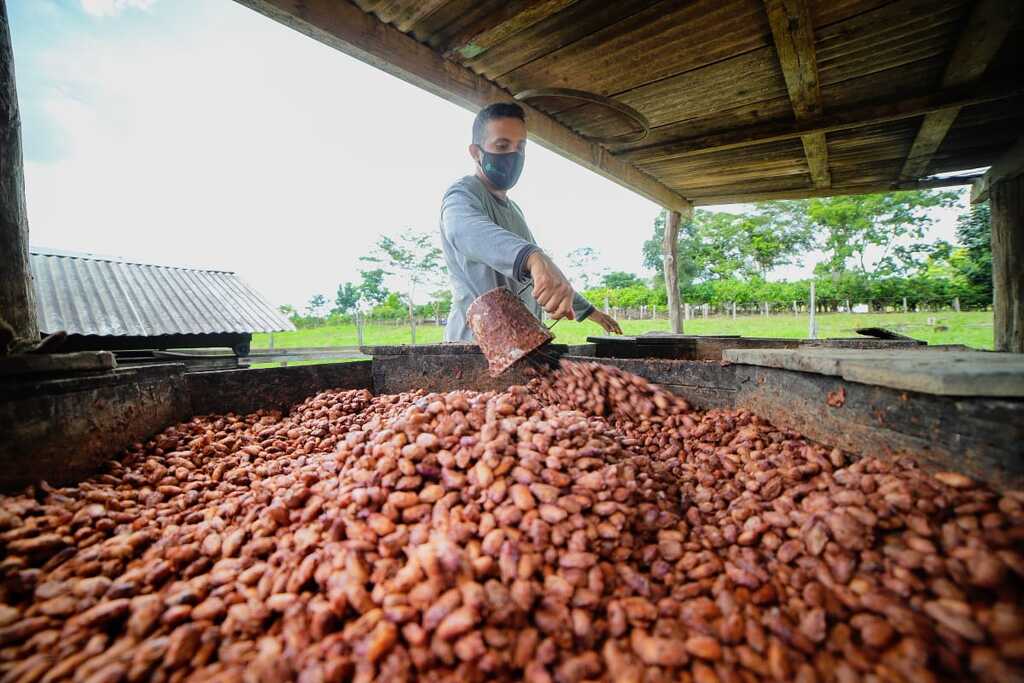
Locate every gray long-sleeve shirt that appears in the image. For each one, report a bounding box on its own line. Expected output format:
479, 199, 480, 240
440, 175, 594, 342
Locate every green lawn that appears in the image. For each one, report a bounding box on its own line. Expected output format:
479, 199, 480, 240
254, 311, 994, 351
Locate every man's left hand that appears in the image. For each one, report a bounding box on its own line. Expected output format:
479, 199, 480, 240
588, 310, 622, 335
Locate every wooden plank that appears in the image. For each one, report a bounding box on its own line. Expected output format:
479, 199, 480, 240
723, 347, 1024, 396
899, 0, 1020, 180
972, 136, 1024, 203
0, 351, 115, 377
0, 2, 39, 351
232, 0, 692, 214
764, 0, 831, 187
440, 0, 579, 61
692, 173, 981, 205
618, 79, 1022, 164
991, 174, 1024, 352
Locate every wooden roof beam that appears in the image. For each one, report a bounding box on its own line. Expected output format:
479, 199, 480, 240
232, 0, 692, 214
972, 136, 1024, 204
899, 0, 1020, 181
619, 79, 1023, 165
764, 0, 830, 188
693, 174, 981, 206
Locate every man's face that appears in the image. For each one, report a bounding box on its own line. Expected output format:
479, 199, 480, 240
471, 116, 527, 161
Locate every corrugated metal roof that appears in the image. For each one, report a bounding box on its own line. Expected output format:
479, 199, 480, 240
30, 247, 296, 337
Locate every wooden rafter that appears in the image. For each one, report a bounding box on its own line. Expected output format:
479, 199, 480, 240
899, 0, 1020, 181
233, 0, 692, 214
693, 174, 981, 206
764, 0, 829, 188
619, 80, 1022, 165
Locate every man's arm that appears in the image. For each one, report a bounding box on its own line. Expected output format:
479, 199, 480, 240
441, 188, 538, 281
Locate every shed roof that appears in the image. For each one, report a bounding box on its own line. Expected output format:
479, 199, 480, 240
30, 247, 295, 337
237, 0, 1023, 208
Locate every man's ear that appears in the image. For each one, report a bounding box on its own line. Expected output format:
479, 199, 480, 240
468, 143, 481, 164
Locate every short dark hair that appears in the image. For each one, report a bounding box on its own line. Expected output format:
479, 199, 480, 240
472, 102, 525, 145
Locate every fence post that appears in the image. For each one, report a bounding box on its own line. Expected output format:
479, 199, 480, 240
903, 296, 908, 313
953, 296, 961, 313
792, 300, 797, 317
268, 332, 274, 350
732, 301, 737, 320
809, 281, 817, 339
702, 304, 708, 320
604, 296, 610, 314
356, 310, 364, 347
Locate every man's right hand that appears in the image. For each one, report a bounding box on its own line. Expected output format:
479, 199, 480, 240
526, 251, 576, 321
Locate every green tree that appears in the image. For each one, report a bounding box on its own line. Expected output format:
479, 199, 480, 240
306, 294, 327, 320
565, 246, 602, 290
601, 271, 644, 289
357, 268, 390, 306
954, 201, 992, 307
741, 201, 814, 278
806, 190, 958, 274
361, 230, 445, 343
333, 282, 359, 315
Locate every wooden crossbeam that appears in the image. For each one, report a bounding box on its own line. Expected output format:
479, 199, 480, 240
764, 0, 830, 188
693, 174, 981, 206
899, 0, 1020, 181
232, 0, 692, 214
619, 80, 1023, 165
973, 136, 1024, 204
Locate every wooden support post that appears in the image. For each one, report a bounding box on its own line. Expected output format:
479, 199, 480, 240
0, 1, 38, 353
991, 175, 1024, 352
808, 281, 817, 339
663, 208, 689, 334
355, 310, 364, 347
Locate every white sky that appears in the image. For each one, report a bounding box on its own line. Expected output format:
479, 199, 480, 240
10, 0, 970, 309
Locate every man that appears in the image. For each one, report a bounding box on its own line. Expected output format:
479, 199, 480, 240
440, 101, 622, 342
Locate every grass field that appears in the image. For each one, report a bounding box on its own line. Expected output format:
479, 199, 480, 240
253, 310, 994, 351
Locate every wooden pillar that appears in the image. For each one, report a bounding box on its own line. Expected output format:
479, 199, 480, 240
0, 0, 38, 352
991, 175, 1024, 352
662, 208, 689, 334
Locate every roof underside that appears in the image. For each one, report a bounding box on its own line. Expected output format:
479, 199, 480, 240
30, 249, 295, 337
238, 0, 1023, 207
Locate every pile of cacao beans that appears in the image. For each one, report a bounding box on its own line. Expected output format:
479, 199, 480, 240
0, 361, 1021, 683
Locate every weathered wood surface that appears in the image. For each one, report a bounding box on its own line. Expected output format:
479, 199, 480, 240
570, 355, 1024, 490
586, 335, 924, 361
662, 209, 684, 334
187, 361, 373, 416
991, 174, 1024, 353
232, 0, 692, 213
1, 365, 192, 491
723, 347, 1024, 396
0, 351, 115, 376
231, 0, 1023, 206
764, 0, 830, 188
0, 1, 38, 351
621, 79, 1023, 165
899, 0, 1019, 180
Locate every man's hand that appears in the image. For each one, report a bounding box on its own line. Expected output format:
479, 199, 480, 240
588, 310, 622, 335
526, 251, 575, 320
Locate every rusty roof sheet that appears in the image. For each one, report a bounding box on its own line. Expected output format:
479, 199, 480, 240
30, 247, 295, 337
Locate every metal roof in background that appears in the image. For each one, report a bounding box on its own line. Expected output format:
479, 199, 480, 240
30, 247, 296, 337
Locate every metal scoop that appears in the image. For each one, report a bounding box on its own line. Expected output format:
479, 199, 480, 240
467, 287, 554, 377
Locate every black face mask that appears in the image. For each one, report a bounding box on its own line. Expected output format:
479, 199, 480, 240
477, 148, 525, 191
